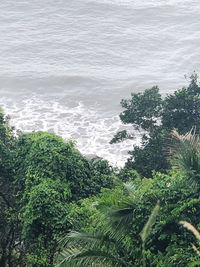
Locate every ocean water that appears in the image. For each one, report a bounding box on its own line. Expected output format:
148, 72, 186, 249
0, 0, 200, 166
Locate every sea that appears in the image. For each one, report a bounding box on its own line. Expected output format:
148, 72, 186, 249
0, 0, 200, 167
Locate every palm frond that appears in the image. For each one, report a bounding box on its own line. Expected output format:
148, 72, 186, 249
140, 201, 160, 243
95, 199, 136, 245
108, 202, 135, 228
122, 182, 137, 196
192, 244, 200, 257
60, 231, 116, 250
56, 247, 131, 267
179, 221, 200, 242
169, 129, 200, 181
180, 221, 200, 259
56, 247, 107, 267
95, 184, 136, 241
56, 188, 160, 267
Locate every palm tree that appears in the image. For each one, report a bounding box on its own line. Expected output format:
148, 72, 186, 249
169, 128, 200, 183
55, 183, 159, 267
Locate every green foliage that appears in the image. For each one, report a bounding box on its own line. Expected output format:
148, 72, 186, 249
22, 180, 70, 241
110, 130, 129, 144
140, 201, 160, 243
58, 164, 200, 266
162, 75, 200, 134
15, 132, 75, 192
15, 132, 114, 201
117, 168, 141, 183
119, 86, 162, 132
170, 129, 200, 184
22, 180, 70, 267
0, 110, 23, 267
0, 110, 16, 180
126, 128, 170, 177
179, 221, 200, 266
0, 109, 15, 256
1, 74, 200, 266
12, 131, 115, 265
112, 75, 200, 177
56, 184, 160, 267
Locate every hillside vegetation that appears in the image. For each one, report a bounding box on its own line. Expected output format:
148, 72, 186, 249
1, 75, 200, 266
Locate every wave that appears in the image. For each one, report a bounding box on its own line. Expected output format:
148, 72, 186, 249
0, 95, 141, 167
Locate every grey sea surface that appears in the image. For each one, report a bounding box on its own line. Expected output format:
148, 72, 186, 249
0, 0, 200, 166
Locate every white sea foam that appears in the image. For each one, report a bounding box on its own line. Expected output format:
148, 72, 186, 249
0, 95, 141, 167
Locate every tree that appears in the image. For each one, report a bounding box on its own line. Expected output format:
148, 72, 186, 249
13, 131, 115, 265
0, 110, 22, 267
22, 180, 70, 267
111, 74, 200, 177
162, 76, 200, 134
15, 132, 114, 201
126, 128, 170, 177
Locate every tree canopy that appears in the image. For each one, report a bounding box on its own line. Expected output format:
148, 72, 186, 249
111, 74, 200, 177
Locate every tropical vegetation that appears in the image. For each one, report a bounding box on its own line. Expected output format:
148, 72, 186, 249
1, 76, 200, 266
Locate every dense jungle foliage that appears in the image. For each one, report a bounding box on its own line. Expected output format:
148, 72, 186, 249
111, 74, 200, 177
1, 76, 200, 266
